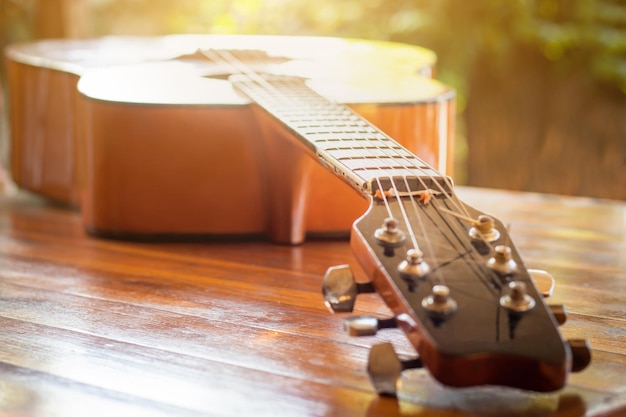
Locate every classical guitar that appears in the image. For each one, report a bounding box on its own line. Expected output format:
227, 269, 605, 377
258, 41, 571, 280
77, 47, 591, 392
6, 35, 452, 243
10, 37, 591, 393
217, 66, 590, 394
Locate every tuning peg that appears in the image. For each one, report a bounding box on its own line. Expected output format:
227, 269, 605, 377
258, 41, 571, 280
367, 342, 423, 396
398, 249, 430, 281
527, 269, 555, 298
422, 285, 457, 318
344, 316, 397, 337
549, 304, 567, 325
500, 281, 536, 313
487, 245, 518, 276
322, 265, 375, 313
568, 339, 592, 372
374, 217, 406, 256
469, 215, 501, 242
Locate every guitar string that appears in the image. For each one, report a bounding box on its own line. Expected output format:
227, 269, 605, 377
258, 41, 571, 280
203, 48, 500, 291
212, 49, 506, 296
408, 176, 502, 294
201, 48, 501, 293
431, 196, 502, 296
200, 52, 413, 187
400, 176, 446, 285
412, 170, 508, 296
201, 48, 414, 229
359, 105, 501, 292
374, 176, 395, 227
384, 176, 421, 252
395, 173, 496, 295
229, 66, 437, 274
253, 55, 505, 297
238, 65, 432, 266
282, 76, 504, 295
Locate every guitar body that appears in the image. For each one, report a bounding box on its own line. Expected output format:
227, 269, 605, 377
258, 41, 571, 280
6, 36, 185, 206
6, 35, 453, 243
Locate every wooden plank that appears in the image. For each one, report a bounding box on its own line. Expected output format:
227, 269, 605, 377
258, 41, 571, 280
0, 189, 625, 416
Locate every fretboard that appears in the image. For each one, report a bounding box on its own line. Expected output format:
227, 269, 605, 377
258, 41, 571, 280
230, 74, 449, 197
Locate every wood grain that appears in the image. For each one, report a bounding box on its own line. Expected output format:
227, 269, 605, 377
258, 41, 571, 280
0, 187, 624, 416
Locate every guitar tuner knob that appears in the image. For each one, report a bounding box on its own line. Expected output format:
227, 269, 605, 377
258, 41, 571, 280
344, 316, 396, 337
568, 339, 592, 372
500, 281, 536, 313
469, 215, 501, 242
322, 265, 357, 313
528, 269, 555, 298
421, 285, 457, 317
374, 217, 406, 255
322, 265, 375, 313
398, 249, 430, 280
487, 245, 519, 276
367, 342, 423, 397
549, 304, 567, 325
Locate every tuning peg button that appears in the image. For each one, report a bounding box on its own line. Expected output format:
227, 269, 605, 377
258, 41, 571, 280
398, 249, 430, 280
469, 215, 501, 242
344, 316, 397, 337
322, 265, 375, 313
368, 342, 402, 396
374, 217, 406, 256
367, 342, 423, 396
487, 245, 519, 276
500, 281, 536, 313
568, 339, 592, 372
528, 269, 555, 298
549, 304, 567, 325
322, 265, 357, 313
422, 285, 457, 317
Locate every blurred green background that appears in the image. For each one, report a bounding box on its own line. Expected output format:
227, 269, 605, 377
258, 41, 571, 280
1, 0, 625, 198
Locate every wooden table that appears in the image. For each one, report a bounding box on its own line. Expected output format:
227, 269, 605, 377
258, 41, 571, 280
0, 187, 624, 416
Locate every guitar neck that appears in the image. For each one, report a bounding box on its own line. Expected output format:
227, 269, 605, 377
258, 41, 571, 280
230, 75, 450, 197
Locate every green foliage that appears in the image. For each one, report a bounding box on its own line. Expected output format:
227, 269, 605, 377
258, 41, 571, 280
0, 0, 34, 86
0, 0, 34, 43
517, 0, 626, 92
82, 0, 626, 94
3, 0, 625, 92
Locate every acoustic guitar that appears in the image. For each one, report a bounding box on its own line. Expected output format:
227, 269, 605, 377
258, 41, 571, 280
6, 35, 452, 244
75, 46, 591, 394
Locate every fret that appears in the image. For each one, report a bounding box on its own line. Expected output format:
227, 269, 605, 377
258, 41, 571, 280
291, 117, 368, 129
361, 170, 448, 195
279, 111, 352, 120
231, 74, 450, 196
323, 148, 414, 160
302, 133, 389, 144
354, 167, 441, 179
309, 137, 394, 149
289, 121, 373, 135
280, 109, 357, 120
336, 155, 426, 171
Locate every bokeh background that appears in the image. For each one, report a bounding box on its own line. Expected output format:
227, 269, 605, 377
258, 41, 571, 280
1, 0, 625, 199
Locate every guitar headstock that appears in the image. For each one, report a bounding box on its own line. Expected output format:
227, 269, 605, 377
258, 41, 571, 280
324, 179, 591, 395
